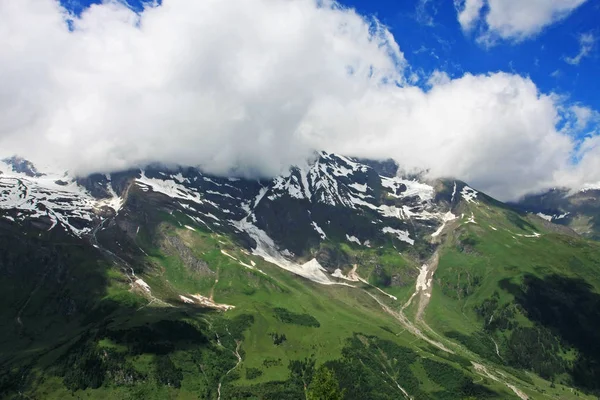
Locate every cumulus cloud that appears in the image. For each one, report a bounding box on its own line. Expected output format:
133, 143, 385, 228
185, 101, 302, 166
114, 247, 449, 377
454, 0, 484, 33
455, 0, 588, 43
564, 32, 596, 65
0, 0, 404, 177
0, 0, 599, 201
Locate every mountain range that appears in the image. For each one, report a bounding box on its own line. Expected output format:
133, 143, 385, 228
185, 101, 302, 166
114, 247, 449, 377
1, 152, 600, 399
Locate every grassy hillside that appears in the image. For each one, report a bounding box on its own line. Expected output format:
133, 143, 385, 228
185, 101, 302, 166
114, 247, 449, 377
3, 183, 600, 400
425, 197, 600, 396
0, 205, 520, 400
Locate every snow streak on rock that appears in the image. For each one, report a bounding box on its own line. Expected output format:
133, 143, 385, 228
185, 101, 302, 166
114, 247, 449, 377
461, 185, 479, 203
0, 160, 122, 236
232, 217, 347, 285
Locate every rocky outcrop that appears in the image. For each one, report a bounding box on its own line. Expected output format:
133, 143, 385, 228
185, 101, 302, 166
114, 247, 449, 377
161, 234, 214, 275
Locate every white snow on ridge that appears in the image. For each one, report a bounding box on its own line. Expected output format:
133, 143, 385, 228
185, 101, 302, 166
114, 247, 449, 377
461, 186, 478, 203
171, 173, 189, 184
381, 176, 434, 202
336, 154, 365, 171
298, 166, 312, 200
581, 182, 600, 192
378, 204, 405, 219
348, 182, 367, 193
270, 175, 302, 200
137, 171, 204, 204
96, 174, 123, 213
382, 227, 415, 245
536, 212, 553, 222
0, 161, 106, 236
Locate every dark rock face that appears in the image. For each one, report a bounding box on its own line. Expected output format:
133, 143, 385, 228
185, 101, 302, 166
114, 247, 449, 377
315, 245, 353, 273
2, 156, 43, 177
358, 158, 398, 178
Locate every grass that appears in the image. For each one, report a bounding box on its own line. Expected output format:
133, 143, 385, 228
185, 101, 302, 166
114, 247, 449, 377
421, 199, 600, 398
4, 191, 600, 399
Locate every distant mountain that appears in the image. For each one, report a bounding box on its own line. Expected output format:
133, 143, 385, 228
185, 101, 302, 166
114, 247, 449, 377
514, 186, 600, 240
1, 153, 599, 399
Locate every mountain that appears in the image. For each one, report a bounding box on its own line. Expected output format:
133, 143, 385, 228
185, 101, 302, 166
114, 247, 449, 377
514, 186, 600, 240
1, 152, 599, 399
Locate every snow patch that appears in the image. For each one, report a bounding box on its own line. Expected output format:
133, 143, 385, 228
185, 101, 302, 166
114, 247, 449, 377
381, 176, 434, 202
348, 182, 367, 193
134, 279, 151, 293
221, 249, 265, 273
461, 186, 479, 203
382, 227, 414, 245
0, 163, 99, 236
536, 212, 553, 221
179, 295, 195, 304
232, 218, 351, 286
431, 211, 456, 238
346, 234, 361, 245
137, 171, 204, 205
311, 221, 327, 239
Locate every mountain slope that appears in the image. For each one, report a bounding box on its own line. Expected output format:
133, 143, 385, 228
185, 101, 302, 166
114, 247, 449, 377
514, 187, 600, 240
0, 154, 598, 399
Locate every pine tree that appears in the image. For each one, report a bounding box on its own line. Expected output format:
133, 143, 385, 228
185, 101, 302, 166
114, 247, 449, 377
307, 366, 344, 400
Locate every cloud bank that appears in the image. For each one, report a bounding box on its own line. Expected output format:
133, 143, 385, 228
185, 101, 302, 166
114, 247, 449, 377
0, 0, 599, 201
455, 0, 588, 44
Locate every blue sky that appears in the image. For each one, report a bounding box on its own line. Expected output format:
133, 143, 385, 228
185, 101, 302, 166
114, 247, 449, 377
346, 0, 600, 110
62, 0, 599, 111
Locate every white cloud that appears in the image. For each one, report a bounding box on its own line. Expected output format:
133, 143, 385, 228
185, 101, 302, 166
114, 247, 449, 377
572, 105, 594, 128
427, 70, 451, 86
564, 32, 596, 65
454, 0, 484, 32
455, 0, 588, 43
0, 0, 599, 201
0, 0, 405, 177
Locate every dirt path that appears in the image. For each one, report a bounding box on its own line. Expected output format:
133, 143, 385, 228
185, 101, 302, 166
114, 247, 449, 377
366, 291, 453, 353
472, 362, 529, 400
373, 246, 531, 399
217, 339, 242, 400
